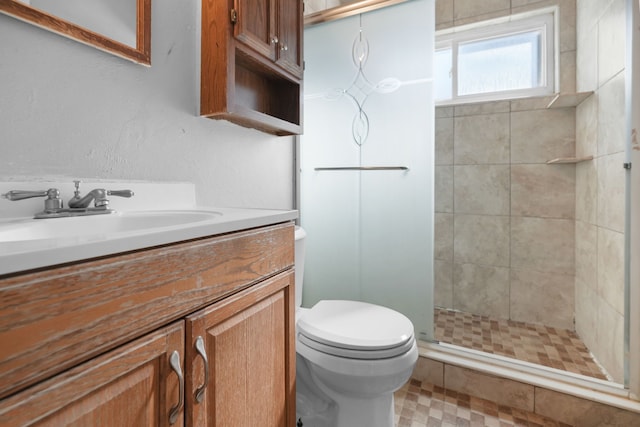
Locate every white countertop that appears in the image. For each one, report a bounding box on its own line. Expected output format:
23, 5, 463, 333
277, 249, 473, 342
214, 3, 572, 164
0, 180, 297, 276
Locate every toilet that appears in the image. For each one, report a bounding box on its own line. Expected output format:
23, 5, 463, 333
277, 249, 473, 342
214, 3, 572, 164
294, 226, 419, 427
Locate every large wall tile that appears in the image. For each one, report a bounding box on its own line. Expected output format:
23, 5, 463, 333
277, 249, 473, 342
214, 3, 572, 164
511, 109, 575, 163
454, 101, 510, 117
576, 93, 598, 158
454, 113, 510, 164
535, 388, 640, 426
435, 106, 454, 118
511, 164, 575, 219
435, 0, 454, 29
559, 50, 577, 94
511, 217, 574, 275
435, 117, 454, 165
575, 160, 597, 223
575, 220, 597, 289
510, 96, 557, 112
510, 268, 574, 329
597, 0, 626, 86
444, 365, 534, 412
596, 301, 624, 382
597, 72, 626, 156
574, 277, 598, 353
597, 152, 625, 233
435, 165, 453, 213
559, 0, 577, 53
434, 212, 454, 261
454, 165, 510, 215
454, 214, 510, 267
597, 227, 624, 314
453, 263, 510, 318
434, 260, 453, 308
576, 17, 598, 92
453, 0, 510, 21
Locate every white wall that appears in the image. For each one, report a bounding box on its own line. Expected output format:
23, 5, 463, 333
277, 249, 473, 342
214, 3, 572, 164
0, 0, 295, 210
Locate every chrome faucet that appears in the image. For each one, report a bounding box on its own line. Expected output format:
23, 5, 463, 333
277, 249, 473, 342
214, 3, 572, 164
1, 180, 134, 219
1, 188, 63, 213
68, 180, 134, 209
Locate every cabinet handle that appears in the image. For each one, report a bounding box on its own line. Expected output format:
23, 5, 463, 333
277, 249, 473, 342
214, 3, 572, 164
271, 36, 279, 45
168, 351, 184, 424
280, 43, 288, 51
194, 336, 209, 403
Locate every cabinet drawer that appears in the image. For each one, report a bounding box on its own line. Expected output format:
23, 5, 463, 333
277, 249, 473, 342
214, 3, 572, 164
0, 222, 293, 399
0, 321, 184, 427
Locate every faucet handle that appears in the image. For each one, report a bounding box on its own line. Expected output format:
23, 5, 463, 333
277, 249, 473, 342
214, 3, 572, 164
107, 189, 134, 198
2, 188, 63, 212
92, 189, 133, 208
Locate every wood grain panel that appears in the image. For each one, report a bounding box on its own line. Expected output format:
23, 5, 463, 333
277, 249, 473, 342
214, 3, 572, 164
0, 321, 184, 427
185, 271, 295, 427
0, 222, 294, 399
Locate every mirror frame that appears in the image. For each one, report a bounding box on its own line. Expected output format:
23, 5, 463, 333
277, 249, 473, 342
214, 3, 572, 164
304, 0, 410, 26
0, 0, 151, 66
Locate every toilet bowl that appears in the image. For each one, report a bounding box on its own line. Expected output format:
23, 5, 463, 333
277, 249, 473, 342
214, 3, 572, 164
294, 227, 418, 427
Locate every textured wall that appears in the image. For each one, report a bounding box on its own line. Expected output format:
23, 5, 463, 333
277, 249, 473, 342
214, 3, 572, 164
0, 0, 294, 210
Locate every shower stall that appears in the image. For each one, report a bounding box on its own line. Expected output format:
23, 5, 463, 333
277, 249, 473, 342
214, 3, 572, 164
299, 0, 435, 341
301, 0, 640, 398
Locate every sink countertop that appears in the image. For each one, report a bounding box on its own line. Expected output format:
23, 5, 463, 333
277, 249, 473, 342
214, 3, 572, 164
0, 180, 297, 276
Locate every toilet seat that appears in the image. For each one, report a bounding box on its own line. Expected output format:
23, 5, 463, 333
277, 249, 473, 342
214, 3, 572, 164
297, 300, 415, 359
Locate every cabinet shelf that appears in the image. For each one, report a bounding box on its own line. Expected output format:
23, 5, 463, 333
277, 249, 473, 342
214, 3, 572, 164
546, 156, 594, 164
546, 91, 594, 109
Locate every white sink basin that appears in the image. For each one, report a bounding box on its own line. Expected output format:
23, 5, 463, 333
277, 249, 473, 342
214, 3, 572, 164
0, 210, 222, 242
0, 206, 297, 276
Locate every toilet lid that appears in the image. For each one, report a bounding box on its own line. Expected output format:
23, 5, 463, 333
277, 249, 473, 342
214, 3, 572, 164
297, 300, 415, 357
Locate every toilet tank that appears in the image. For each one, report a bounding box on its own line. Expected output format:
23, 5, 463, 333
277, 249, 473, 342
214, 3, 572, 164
294, 226, 306, 309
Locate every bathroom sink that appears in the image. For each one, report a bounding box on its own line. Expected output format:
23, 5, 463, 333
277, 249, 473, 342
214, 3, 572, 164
0, 204, 297, 276
0, 210, 223, 242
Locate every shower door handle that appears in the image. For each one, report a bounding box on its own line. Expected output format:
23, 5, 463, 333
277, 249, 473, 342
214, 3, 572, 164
314, 166, 409, 171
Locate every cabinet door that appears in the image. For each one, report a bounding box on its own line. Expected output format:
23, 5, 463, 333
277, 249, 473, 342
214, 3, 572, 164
0, 322, 185, 427
234, 0, 277, 60
276, 0, 303, 77
186, 271, 295, 427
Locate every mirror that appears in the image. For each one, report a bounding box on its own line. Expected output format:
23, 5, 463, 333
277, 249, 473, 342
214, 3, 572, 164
0, 0, 151, 65
305, 0, 409, 25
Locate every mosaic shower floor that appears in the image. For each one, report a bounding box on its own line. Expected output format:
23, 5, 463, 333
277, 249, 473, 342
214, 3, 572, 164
394, 379, 573, 427
433, 308, 609, 381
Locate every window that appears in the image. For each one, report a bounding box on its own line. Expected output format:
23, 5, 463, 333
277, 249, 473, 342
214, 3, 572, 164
435, 11, 555, 104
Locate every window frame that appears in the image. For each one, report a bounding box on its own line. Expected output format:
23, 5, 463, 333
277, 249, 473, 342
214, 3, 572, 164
435, 9, 557, 105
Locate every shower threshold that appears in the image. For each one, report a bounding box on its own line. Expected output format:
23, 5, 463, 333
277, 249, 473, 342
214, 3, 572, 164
434, 308, 610, 381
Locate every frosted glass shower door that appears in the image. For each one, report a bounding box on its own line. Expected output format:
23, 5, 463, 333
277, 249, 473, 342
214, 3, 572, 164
300, 0, 435, 340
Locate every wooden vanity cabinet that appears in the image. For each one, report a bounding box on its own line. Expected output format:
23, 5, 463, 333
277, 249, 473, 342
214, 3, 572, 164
200, 0, 303, 135
186, 272, 295, 426
0, 223, 295, 427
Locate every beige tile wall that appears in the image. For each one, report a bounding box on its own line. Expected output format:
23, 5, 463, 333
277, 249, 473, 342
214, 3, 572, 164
434, 100, 577, 330
575, 0, 626, 384
434, 0, 626, 384
433, 1, 579, 332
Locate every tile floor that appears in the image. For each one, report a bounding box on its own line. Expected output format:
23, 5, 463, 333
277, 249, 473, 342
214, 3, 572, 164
394, 379, 573, 427
434, 308, 608, 381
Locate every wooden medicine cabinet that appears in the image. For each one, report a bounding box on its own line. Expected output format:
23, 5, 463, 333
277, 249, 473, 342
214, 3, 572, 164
200, 0, 303, 136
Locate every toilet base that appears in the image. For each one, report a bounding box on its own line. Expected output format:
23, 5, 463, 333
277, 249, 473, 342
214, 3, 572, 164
304, 359, 399, 427
333, 393, 395, 427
